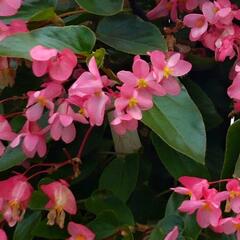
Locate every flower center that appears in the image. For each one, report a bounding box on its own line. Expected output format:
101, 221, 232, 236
37, 96, 47, 107
163, 66, 173, 78
128, 97, 138, 108
79, 108, 86, 116
230, 190, 240, 199
235, 223, 240, 230
202, 203, 212, 211
165, 2, 173, 10
137, 78, 148, 88
76, 235, 86, 240
195, 18, 205, 28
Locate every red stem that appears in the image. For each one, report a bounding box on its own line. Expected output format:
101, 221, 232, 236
209, 178, 234, 185
77, 126, 93, 159
0, 96, 27, 104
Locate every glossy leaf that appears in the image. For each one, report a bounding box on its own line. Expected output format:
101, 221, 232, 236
0, 146, 25, 172
151, 133, 209, 179
96, 13, 167, 55
99, 154, 139, 202
0, 26, 96, 59
74, 0, 123, 16
13, 211, 41, 240
85, 192, 135, 226
142, 88, 206, 164
221, 120, 240, 179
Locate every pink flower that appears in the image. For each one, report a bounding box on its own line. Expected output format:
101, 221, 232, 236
149, 50, 191, 95
67, 222, 95, 240
117, 56, 166, 96
0, 20, 28, 41
114, 85, 153, 120
49, 100, 88, 143
0, 0, 23, 16
178, 188, 228, 228
164, 226, 179, 240
183, 14, 208, 41
0, 175, 33, 227
147, 0, 178, 22
111, 110, 138, 135
10, 121, 48, 158
0, 229, 7, 240
30, 45, 77, 82
225, 179, 240, 213
69, 57, 110, 126
0, 115, 16, 156
220, 216, 240, 240
26, 82, 62, 121
228, 74, 240, 101
172, 176, 209, 200
40, 180, 77, 229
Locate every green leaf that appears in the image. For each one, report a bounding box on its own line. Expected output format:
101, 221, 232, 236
99, 154, 139, 202
74, 0, 123, 16
85, 191, 135, 226
221, 120, 240, 179
151, 133, 209, 179
182, 79, 222, 130
0, 0, 55, 23
29, 191, 48, 210
0, 26, 96, 59
88, 210, 120, 240
13, 211, 41, 240
142, 88, 206, 164
32, 220, 68, 239
30, 7, 56, 22
0, 146, 25, 172
234, 155, 240, 177
96, 13, 167, 55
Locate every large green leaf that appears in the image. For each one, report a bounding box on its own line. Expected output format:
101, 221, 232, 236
142, 88, 206, 164
0, 26, 96, 59
13, 211, 41, 240
0, 146, 25, 172
96, 13, 167, 55
74, 0, 123, 16
0, 0, 56, 23
221, 120, 240, 179
85, 192, 135, 226
151, 133, 209, 179
99, 154, 139, 202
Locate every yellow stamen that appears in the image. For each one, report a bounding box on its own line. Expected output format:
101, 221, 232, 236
163, 66, 173, 78
128, 97, 138, 108
76, 235, 86, 240
37, 96, 47, 107
137, 78, 148, 88
79, 108, 86, 116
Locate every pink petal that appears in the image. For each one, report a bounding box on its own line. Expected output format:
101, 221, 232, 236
32, 60, 49, 77
26, 104, 44, 121
167, 53, 181, 68
37, 138, 47, 157
164, 226, 179, 240
0, 141, 5, 156
50, 120, 62, 141
172, 60, 192, 77
231, 197, 240, 213
117, 71, 137, 85
178, 200, 203, 214
0, 229, 7, 240
196, 207, 210, 228
147, 0, 169, 20
132, 59, 150, 79
23, 134, 39, 152
161, 77, 181, 96
62, 124, 76, 143
30, 45, 58, 61
127, 106, 142, 120
59, 115, 73, 127
88, 57, 101, 79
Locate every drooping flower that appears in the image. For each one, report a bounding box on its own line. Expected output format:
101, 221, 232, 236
183, 14, 208, 41
67, 221, 95, 240
40, 180, 77, 229
0, 115, 16, 156
172, 176, 209, 200
219, 216, 240, 240
30, 45, 77, 82
0, 175, 33, 227
225, 179, 240, 213
111, 110, 138, 135
178, 188, 229, 228
10, 121, 48, 158
25, 82, 62, 121
69, 57, 110, 126
49, 100, 88, 143
0, 0, 23, 17
164, 226, 179, 240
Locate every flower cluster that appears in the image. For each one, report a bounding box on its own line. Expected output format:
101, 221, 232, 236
148, 0, 240, 113
0, 45, 192, 158
173, 176, 240, 239
0, 175, 94, 240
